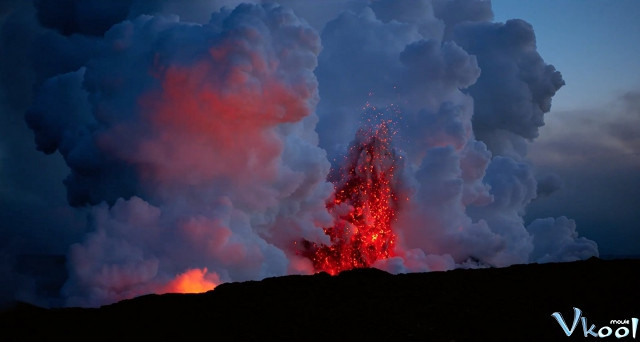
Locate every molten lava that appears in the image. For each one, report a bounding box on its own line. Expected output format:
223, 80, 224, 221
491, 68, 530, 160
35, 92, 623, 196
303, 122, 401, 275
162, 268, 218, 294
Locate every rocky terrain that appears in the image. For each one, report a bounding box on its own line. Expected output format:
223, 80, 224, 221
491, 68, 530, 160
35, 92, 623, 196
2, 257, 639, 341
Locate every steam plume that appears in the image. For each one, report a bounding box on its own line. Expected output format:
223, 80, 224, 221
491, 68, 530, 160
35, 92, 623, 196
0, 0, 598, 307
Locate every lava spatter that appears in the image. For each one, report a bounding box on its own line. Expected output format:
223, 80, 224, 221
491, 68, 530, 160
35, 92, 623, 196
302, 122, 402, 275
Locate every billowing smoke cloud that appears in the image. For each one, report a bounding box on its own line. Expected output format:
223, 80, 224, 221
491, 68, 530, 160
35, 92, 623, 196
313, 0, 596, 271
454, 18, 566, 157
527, 216, 599, 263
25, 3, 334, 307
2, 0, 598, 307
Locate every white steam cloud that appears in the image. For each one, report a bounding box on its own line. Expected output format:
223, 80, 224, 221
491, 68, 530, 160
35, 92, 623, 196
2, 0, 598, 307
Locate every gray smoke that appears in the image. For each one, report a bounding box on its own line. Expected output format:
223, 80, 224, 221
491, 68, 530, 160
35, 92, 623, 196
0, 0, 598, 307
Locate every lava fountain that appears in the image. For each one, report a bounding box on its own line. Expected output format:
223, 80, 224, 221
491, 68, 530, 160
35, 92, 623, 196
301, 121, 403, 275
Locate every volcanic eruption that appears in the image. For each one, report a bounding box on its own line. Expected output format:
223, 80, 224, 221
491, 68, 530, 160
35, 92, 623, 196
0, 0, 600, 308
301, 120, 402, 275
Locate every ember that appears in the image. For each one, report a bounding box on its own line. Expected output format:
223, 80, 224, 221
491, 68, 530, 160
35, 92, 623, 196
302, 121, 402, 274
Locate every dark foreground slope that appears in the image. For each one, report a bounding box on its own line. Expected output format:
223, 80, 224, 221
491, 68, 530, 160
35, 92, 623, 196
2, 257, 639, 341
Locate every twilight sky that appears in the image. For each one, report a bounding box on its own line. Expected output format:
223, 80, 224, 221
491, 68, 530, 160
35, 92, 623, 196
0, 0, 637, 308
493, 0, 640, 111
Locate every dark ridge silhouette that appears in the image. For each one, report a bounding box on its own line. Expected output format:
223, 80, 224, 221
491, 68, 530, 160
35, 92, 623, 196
2, 257, 639, 341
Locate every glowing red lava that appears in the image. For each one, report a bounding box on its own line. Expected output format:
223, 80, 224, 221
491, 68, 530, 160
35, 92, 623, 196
162, 268, 219, 294
302, 122, 401, 275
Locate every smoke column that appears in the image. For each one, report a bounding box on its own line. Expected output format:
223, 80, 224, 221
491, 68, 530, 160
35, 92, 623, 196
26, 3, 335, 307
1, 0, 598, 307
314, 0, 597, 272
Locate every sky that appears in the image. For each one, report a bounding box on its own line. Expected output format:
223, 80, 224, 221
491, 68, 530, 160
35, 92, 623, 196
493, 0, 640, 112
0, 0, 637, 308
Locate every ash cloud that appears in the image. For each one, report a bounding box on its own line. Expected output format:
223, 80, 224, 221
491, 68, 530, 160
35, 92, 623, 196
0, 0, 599, 307
453, 18, 566, 157
313, 0, 595, 271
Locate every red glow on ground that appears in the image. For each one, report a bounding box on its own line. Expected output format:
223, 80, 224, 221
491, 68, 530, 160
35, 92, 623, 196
162, 268, 218, 294
302, 122, 401, 275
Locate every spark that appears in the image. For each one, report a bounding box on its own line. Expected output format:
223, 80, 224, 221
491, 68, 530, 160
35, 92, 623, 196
301, 122, 402, 275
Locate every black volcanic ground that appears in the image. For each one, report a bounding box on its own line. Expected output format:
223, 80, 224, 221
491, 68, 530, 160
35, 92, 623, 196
2, 257, 639, 341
